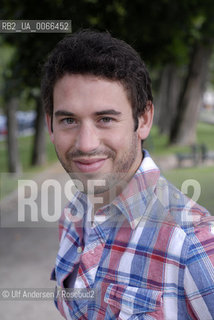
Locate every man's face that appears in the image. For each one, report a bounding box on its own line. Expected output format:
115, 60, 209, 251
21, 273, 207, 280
47, 74, 152, 194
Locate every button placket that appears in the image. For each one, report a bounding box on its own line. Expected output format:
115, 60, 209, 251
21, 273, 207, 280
77, 246, 83, 254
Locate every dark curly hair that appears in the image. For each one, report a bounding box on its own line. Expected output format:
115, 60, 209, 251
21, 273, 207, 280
41, 29, 153, 131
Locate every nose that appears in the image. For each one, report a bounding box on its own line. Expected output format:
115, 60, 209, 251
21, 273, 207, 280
75, 122, 100, 153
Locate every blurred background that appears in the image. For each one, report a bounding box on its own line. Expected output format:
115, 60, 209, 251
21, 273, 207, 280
0, 0, 214, 319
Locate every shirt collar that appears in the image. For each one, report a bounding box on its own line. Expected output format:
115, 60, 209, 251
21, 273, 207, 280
63, 150, 160, 231
112, 150, 160, 229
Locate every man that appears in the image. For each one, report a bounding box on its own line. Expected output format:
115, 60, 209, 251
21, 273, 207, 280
41, 29, 214, 319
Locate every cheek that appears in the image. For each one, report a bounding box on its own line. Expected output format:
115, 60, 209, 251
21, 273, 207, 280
54, 132, 72, 154
104, 132, 132, 154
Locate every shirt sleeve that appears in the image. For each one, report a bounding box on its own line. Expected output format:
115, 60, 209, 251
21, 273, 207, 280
50, 267, 56, 281
184, 217, 214, 319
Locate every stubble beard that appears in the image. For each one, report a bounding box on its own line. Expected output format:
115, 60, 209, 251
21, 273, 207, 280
55, 132, 140, 197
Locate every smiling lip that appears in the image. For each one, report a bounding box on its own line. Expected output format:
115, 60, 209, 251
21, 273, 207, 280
73, 158, 107, 173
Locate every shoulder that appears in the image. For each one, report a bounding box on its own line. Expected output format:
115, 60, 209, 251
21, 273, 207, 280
154, 174, 214, 256
155, 175, 211, 226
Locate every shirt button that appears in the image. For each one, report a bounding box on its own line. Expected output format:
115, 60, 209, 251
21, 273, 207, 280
173, 192, 180, 199
77, 246, 82, 253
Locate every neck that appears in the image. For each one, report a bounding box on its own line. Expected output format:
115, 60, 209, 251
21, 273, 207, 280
88, 153, 144, 213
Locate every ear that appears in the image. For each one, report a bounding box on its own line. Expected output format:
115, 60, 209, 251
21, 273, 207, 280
137, 101, 154, 140
46, 113, 54, 143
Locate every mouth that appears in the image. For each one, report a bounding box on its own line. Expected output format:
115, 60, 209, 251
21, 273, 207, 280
73, 158, 107, 173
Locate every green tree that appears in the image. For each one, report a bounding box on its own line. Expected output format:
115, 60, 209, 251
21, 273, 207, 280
170, 2, 214, 144
1, 0, 214, 161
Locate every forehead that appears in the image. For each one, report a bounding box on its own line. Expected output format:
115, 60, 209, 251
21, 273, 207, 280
53, 74, 132, 115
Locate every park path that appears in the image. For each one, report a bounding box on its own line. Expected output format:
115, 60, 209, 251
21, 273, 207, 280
0, 162, 70, 320
0, 155, 174, 320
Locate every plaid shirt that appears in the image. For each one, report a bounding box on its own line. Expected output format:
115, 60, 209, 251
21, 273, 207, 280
51, 150, 214, 319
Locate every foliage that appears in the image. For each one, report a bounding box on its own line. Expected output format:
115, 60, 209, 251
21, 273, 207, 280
0, 0, 213, 89
0, 0, 214, 171
0, 39, 15, 109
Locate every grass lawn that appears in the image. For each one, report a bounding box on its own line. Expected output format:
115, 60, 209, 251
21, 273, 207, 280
145, 122, 214, 155
146, 122, 214, 215
0, 133, 57, 200
0, 133, 57, 173
163, 166, 214, 215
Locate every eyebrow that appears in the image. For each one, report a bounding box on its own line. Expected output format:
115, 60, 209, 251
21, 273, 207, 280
95, 109, 122, 116
54, 109, 122, 117
55, 110, 75, 117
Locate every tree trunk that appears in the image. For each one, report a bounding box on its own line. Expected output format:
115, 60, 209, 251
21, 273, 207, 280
31, 96, 46, 166
169, 44, 213, 145
6, 97, 21, 173
156, 64, 182, 134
